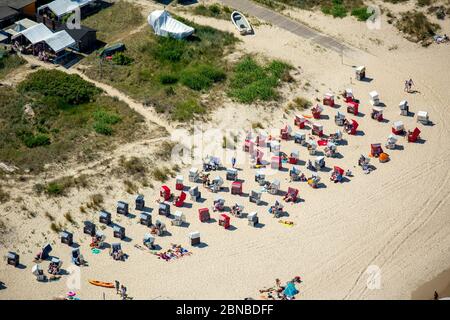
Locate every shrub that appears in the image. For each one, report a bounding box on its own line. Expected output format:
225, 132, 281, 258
112, 52, 133, 65
0, 188, 10, 203
93, 122, 113, 135
93, 110, 121, 135
93, 110, 121, 125
46, 182, 64, 196
417, 0, 431, 7
180, 64, 226, 91
152, 37, 186, 63
171, 100, 206, 121
123, 179, 139, 194
193, 3, 228, 19
90, 194, 104, 207
151, 167, 172, 182
158, 73, 179, 85
64, 212, 75, 224
50, 222, 63, 233
155, 141, 175, 161
288, 97, 312, 111
120, 156, 147, 175
45, 212, 55, 221
396, 11, 440, 42
22, 133, 51, 148
229, 57, 290, 103
351, 7, 372, 21
18, 70, 101, 105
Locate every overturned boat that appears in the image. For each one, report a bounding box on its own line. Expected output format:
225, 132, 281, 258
148, 10, 195, 39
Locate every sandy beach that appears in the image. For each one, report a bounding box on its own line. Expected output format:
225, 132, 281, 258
0, 0, 449, 300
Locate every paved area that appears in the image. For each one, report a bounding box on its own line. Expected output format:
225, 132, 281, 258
220, 0, 351, 53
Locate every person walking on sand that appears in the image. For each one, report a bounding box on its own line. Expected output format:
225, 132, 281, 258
231, 156, 236, 168
404, 80, 409, 92
120, 285, 127, 300
115, 280, 120, 294
408, 78, 415, 92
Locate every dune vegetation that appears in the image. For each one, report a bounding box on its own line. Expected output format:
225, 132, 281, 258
0, 70, 148, 173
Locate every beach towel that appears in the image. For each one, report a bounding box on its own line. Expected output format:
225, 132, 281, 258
279, 220, 294, 227
91, 248, 101, 254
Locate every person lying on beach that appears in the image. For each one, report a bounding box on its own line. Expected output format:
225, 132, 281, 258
48, 264, 60, 275
283, 193, 295, 202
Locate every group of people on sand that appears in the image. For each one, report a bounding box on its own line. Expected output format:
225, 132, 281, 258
259, 276, 302, 300
114, 281, 128, 300
156, 243, 191, 261
111, 248, 125, 261
404, 78, 415, 93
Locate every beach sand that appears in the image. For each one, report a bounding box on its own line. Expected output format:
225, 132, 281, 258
0, 0, 449, 300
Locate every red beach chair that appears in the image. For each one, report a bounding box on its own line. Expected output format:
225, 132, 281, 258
294, 115, 308, 129
219, 214, 230, 229
284, 187, 299, 203
370, 143, 383, 157
174, 191, 186, 207
160, 185, 171, 201
312, 123, 323, 137
347, 101, 359, 116
347, 120, 359, 135
408, 127, 421, 143
323, 93, 334, 107
198, 208, 210, 222
231, 181, 243, 195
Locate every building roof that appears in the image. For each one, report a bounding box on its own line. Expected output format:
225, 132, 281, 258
0, 1, 36, 10
12, 22, 75, 53
38, 0, 94, 18
56, 24, 95, 41
0, 5, 18, 21
4, 18, 39, 36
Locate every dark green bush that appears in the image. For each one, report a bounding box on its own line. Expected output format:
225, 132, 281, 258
112, 52, 133, 65
159, 73, 179, 85
351, 7, 372, 21
93, 122, 113, 135
229, 57, 290, 103
93, 110, 121, 125
46, 182, 64, 195
180, 64, 225, 91
22, 133, 51, 148
152, 37, 186, 63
